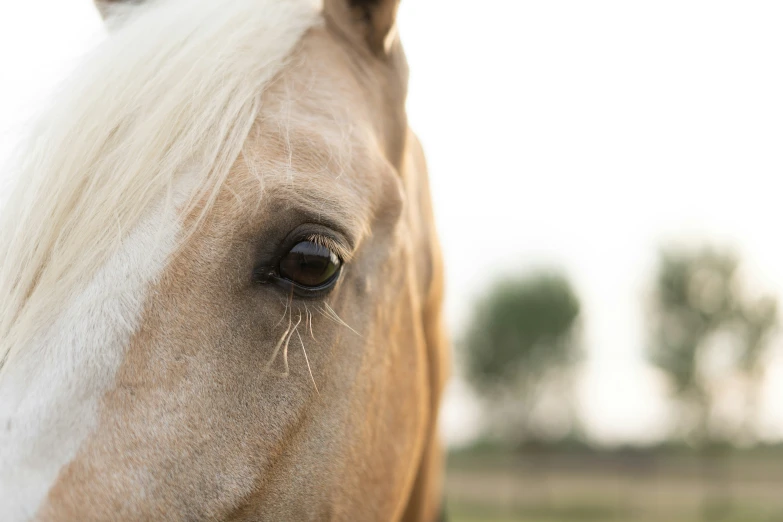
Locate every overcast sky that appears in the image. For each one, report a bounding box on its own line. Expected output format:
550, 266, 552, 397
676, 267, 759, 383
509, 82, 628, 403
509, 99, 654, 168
2, 1, 783, 446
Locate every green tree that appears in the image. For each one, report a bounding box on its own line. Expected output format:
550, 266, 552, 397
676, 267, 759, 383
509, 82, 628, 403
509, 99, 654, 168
648, 246, 778, 445
462, 271, 581, 445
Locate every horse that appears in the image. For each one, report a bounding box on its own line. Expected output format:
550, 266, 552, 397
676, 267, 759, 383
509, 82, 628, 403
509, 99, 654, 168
0, 0, 449, 520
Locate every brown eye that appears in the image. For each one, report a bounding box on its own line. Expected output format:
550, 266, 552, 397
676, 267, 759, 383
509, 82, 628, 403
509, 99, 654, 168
279, 241, 341, 289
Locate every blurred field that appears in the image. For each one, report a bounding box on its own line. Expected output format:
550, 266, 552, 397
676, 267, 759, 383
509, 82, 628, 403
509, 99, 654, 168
445, 451, 783, 522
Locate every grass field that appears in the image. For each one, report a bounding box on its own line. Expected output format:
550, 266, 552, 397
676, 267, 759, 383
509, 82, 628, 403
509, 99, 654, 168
444, 452, 783, 522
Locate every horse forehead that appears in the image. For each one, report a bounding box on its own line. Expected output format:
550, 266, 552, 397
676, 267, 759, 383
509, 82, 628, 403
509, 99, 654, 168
255, 25, 402, 170
234, 106, 396, 230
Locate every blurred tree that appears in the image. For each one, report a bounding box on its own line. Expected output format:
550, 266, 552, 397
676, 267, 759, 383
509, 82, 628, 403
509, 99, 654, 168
462, 271, 581, 446
736, 295, 778, 440
648, 246, 778, 445
648, 246, 779, 521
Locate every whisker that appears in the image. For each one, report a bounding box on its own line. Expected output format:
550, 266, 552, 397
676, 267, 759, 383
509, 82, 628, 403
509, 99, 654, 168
297, 329, 320, 396
304, 304, 316, 341
264, 290, 295, 376
280, 312, 302, 377
263, 309, 292, 375
274, 289, 293, 328
321, 302, 360, 337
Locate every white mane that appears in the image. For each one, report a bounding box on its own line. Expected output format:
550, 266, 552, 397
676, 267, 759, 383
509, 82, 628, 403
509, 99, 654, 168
0, 0, 322, 367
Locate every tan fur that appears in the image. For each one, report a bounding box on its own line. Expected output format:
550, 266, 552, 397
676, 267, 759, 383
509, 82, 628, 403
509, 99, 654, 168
34, 2, 448, 521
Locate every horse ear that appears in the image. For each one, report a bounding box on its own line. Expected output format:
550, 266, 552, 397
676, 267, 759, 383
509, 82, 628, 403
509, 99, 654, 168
94, 0, 144, 20
325, 0, 401, 56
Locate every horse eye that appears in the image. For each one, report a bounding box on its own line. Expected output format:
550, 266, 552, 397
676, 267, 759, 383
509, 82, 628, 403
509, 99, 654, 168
279, 241, 341, 289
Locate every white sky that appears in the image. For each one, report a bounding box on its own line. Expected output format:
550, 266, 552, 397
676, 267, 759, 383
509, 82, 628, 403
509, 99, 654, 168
2, 1, 783, 446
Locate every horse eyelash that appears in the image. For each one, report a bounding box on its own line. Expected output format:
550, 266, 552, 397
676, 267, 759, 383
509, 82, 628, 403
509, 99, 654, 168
305, 233, 351, 263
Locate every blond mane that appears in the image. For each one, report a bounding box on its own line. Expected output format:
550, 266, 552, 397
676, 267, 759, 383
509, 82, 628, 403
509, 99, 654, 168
0, 0, 322, 368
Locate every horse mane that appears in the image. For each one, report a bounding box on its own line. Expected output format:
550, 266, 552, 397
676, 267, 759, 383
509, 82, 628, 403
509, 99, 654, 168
0, 0, 322, 367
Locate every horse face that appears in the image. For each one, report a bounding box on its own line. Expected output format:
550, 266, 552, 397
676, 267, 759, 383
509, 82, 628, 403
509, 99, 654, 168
0, 0, 448, 521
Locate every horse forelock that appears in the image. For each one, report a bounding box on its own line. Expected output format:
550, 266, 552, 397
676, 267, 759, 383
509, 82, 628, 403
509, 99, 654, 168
0, 0, 321, 369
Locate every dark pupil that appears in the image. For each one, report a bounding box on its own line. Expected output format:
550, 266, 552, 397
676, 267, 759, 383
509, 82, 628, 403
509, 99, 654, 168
279, 241, 339, 288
